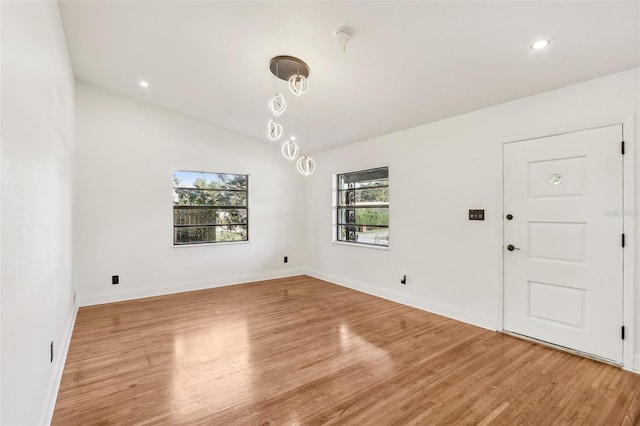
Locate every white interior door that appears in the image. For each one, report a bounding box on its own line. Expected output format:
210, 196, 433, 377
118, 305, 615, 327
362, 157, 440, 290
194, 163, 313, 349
503, 125, 624, 363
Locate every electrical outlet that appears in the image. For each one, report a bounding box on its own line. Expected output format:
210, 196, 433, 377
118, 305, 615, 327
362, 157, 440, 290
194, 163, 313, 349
112, 275, 119, 285
284, 256, 288, 263
50, 341, 54, 363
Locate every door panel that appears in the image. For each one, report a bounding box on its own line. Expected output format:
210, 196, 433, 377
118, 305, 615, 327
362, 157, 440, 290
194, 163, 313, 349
528, 222, 586, 263
504, 125, 623, 363
528, 156, 586, 198
528, 281, 586, 329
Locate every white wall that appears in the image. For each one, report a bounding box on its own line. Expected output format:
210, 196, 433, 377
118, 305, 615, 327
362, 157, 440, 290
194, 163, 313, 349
74, 83, 306, 305
1, 1, 76, 424
305, 69, 639, 365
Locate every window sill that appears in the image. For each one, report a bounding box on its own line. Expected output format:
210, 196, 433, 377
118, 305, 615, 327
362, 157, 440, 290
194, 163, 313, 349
332, 240, 389, 250
173, 241, 250, 248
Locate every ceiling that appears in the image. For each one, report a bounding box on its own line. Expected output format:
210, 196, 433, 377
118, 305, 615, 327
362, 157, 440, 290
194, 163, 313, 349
59, 1, 639, 154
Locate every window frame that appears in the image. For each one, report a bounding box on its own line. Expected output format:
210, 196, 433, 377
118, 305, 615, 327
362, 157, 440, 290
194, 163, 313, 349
335, 166, 389, 248
172, 170, 249, 246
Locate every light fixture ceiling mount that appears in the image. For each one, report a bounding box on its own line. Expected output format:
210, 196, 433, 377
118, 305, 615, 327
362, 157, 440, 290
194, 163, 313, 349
269, 56, 310, 81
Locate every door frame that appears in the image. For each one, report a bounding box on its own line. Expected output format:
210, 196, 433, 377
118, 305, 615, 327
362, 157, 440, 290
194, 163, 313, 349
496, 115, 635, 371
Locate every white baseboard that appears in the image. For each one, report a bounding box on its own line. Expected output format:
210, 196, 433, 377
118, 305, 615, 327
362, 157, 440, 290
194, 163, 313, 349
41, 302, 79, 426
78, 268, 305, 307
306, 269, 498, 331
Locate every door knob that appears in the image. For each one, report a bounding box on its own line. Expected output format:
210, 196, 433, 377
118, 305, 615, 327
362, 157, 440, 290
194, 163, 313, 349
507, 244, 520, 251
506, 214, 513, 220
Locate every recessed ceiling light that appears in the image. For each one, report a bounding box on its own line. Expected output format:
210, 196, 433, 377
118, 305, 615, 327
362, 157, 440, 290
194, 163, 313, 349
531, 39, 550, 50
138, 80, 150, 88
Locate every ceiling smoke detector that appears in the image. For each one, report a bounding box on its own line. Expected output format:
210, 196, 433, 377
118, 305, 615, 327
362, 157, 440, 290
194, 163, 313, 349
334, 28, 352, 52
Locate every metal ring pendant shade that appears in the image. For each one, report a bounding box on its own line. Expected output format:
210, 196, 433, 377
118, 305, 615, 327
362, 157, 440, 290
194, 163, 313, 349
281, 139, 299, 161
288, 75, 308, 97
268, 93, 286, 116
266, 119, 283, 141
296, 156, 315, 176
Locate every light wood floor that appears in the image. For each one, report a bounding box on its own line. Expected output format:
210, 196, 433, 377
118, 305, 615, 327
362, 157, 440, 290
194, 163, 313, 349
53, 276, 640, 425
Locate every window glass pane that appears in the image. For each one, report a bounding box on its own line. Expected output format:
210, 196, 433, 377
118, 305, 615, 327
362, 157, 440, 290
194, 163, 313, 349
174, 225, 248, 244
173, 171, 247, 190
338, 225, 389, 246
217, 191, 247, 206
216, 225, 248, 242
338, 177, 388, 190
338, 187, 389, 206
338, 209, 356, 224
175, 226, 217, 244
338, 168, 388, 189
174, 208, 247, 226
174, 189, 247, 206
338, 208, 389, 226
354, 178, 388, 189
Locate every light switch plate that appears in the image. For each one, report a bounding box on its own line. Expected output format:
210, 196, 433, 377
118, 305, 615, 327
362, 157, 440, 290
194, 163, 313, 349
469, 209, 485, 221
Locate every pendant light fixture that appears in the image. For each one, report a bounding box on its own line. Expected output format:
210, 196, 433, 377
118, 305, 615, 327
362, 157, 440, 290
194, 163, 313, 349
288, 64, 308, 97
282, 137, 299, 161
268, 94, 286, 116
281, 114, 299, 161
296, 106, 315, 176
268, 61, 286, 116
296, 156, 315, 176
266, 118, 282, 140
267, 55, 314, 174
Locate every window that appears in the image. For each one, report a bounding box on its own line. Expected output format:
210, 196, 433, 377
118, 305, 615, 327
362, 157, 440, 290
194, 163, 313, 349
336, 167, 389, 247
173, 171, 248, 245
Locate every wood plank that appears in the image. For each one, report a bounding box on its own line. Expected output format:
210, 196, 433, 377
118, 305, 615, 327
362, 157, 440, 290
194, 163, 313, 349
52, 276, 640, 425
